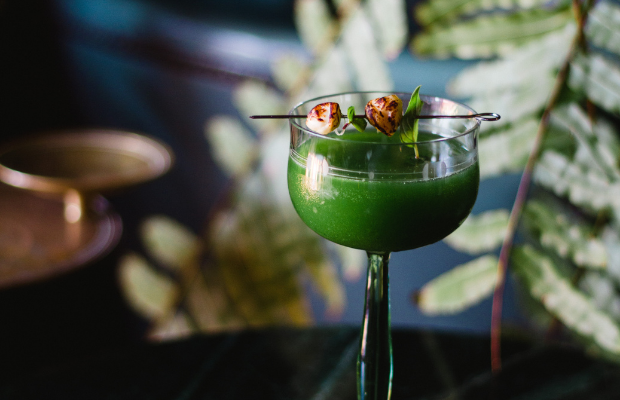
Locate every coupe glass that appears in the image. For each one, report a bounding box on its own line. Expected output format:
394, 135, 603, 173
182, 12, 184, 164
287, 92, 481, 400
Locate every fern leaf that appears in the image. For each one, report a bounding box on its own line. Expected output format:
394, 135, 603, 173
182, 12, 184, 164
523, 200, 607, 269
448, 24, 575, 97
341, 7, 393, 91
211, 204, 313, 326
411, 8, 572, 59
366, 0, 408, 59
303, 42, 354, 100
444, 209, 510, 254
233, 81, 287, 135
204, 116, 259, 178
534, 150, 620, 215
512, 245, 620, 354
470, 78, 553, 127
148, 312, 194, 341
569, 52, 620, 116
478, 118, 538, 177
257, 131, 295, 207
586, 0, 620, 56
603, 226, 620, 285
416, 255, 499, 315
209, 179, 347, 325
551, 104, 620, 181
415, 0, 567, 26
271, 54, 309, 93
140, 215, 201, 272
294, 0, 336, 55
118, 253, 179, 321
580, 271, 620, 320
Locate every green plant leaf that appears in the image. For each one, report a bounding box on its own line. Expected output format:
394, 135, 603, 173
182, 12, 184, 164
534, 104, 620, 222
550, 104, 620, 181
302, 42, 354, 101
448, 24, 575, 97
446, 24, 574, 127
478, 118, 538, 178
271, 54, 308, 93
294, 0, 335, 55
416, 255, 499, 315
148, 312, 193, 341
603, 226, 620, 285
411, 8, 572, 59
512, 245, 620, 354
416, 0, 569, 26
523, 200, 607, 269
444, 209, 510, 254
586, 1, 620, 57
534, 150, 620, 217
341, 7, 393, 91
580, 271, 620, 320
471, 81, 553, 128
366, 0, 408, 59
346, 106, 367, 132
118, 253, 178, 321
208, 177, 347, 326
140, 215, 201, 272
233, 81, 287, 135
210, 204, 313, 327
400, 85, 423, 153
569, 52, 620, 116
204, 115, 259, 178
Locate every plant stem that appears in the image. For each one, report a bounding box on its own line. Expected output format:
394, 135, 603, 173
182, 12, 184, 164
490, 4, 592, 372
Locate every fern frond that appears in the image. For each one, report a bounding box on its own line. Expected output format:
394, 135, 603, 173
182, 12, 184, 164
412, 8, 572, 59
415, 0, 570, 26
448, 24, 575, 96
513, 245, 620, 354
586, 0, 620, 56
569, 52, 620, 116
523, 200, 607, 270
478, 118, 538, 177
534, 150, 620, 217
416, 255, 499, 315
444, 209, 509, 254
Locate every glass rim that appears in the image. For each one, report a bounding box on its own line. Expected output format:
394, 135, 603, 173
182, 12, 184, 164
289, 91, 481, 145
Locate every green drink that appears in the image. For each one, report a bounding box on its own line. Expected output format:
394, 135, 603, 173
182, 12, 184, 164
288, 131, 479, 252
287, 92, 486, 400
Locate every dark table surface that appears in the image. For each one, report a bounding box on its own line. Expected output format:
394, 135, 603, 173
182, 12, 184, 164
2, 326, 619, 400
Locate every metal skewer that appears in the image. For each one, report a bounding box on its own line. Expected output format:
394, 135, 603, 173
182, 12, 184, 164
250, 112, 501, 122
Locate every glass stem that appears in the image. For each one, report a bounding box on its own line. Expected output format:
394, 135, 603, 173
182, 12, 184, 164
358, 251, 393, 400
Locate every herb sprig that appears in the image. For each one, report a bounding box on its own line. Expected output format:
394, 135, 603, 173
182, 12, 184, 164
344, 106, 367, 132
399, 85, 423, 158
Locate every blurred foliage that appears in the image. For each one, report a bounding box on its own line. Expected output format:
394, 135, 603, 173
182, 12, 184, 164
412, 0, 620, 360
118, 0, 408, 339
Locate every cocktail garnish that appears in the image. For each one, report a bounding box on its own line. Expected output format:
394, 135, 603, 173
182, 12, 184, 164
345, 106, 367, 132
400, 85, 423, 158
364, 94, 403, 136
306, 102, 342, 135
251, 89, 499, 138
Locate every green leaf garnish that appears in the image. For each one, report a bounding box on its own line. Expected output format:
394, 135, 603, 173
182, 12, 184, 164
400, 85, 423, 157
347, 106, 367, 132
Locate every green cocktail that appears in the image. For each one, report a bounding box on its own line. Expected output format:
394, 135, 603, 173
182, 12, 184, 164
287, 92, 483, 400
288, 131, 479, 252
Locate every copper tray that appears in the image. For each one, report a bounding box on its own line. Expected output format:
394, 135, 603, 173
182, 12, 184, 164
0, 129, 173, 287
0, 184, 122, 288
